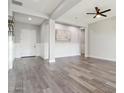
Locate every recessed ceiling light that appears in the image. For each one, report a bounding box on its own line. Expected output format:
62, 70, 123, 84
28, 17, 32, 21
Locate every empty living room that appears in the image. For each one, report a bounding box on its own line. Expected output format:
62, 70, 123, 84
7, 0, 117, 93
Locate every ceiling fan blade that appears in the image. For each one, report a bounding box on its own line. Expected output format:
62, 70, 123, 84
93, 15, 96, 18
86, 13, 96, 14
100, 9, 111, 13
100, 13, 107, 17
95, 7, 99, 11
95, 7, 100, 13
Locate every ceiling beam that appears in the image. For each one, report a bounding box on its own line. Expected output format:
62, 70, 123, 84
50, 0, 81, 19
56, 21, 82, 28
10, 4, 49, 19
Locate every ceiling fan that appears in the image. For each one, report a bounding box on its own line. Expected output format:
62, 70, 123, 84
86, 7, 111, 18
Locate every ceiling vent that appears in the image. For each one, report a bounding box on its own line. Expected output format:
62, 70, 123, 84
12, 0, 23, 6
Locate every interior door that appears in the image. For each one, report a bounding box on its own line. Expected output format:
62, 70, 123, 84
20, 29, 36, 57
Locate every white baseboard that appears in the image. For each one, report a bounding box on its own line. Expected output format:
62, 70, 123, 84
55, 53, 81, 58
88, 55, 116, 62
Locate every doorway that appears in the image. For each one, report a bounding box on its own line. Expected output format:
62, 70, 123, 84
20, 29, 36, 57
81, 29, 85, 56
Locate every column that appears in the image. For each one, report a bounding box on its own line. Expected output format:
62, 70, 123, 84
49, 19, 56, 63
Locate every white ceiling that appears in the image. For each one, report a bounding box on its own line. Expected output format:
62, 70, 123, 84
14, 13, 44, 25
14, 0, 63, 16
10, 0, 81, 25
10, 0, 116, 26
57, 0, 116, 27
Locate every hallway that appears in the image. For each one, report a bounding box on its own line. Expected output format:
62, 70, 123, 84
8, 56, 116, 93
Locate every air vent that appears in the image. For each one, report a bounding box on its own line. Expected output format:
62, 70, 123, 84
12, 0, 23, 6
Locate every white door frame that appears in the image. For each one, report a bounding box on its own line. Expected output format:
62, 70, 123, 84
84, 27, 88, 57
80, 27, 88, 57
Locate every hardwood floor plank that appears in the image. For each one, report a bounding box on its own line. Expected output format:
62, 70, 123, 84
69, 74, 97, 91
8, 56, 116, 93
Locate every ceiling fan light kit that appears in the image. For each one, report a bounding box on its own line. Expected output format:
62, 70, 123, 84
86, 7, 111, 18
96, 14, 101, 18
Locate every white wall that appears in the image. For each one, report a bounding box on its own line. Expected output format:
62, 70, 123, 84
40, 22, 82, 59
14, 21, 82, 60
14, 22, 41, 58
8, 35, 14, 69
55, 23, 81, 58
88, 17, 116, 61
40, 21, 49, 59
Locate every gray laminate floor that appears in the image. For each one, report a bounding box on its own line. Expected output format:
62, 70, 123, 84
8, 56, 116, 93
